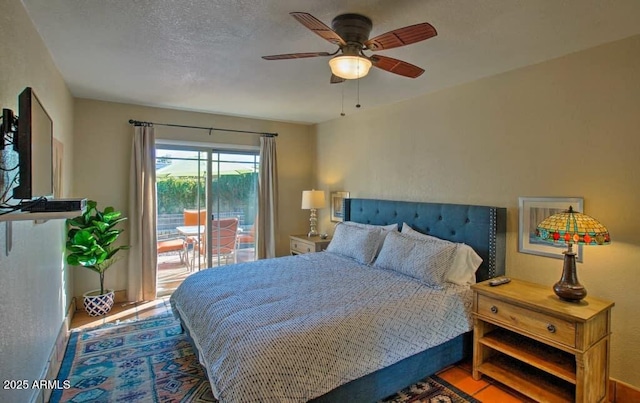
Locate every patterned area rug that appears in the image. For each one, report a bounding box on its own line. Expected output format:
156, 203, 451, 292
51, 314, 479, 402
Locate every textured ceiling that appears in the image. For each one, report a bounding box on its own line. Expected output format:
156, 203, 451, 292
21, 0, 640, 124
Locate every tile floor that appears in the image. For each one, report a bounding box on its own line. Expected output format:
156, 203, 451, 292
69, 300, 534, 402
436, 362, 534, 402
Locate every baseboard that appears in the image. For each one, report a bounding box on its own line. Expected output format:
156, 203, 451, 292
610, 377, 640, 402
33, 297, 75, 403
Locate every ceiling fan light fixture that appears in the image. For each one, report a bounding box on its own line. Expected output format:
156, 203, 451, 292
329, 55, 372, 79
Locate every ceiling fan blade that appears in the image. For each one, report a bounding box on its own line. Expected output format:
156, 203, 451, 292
370, 55, 425, 78
290, 12, 346, 46
365, 22, 437, 51
262, 52, 331, 60
330, 74, 346, 84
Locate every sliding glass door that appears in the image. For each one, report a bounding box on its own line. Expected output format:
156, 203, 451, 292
199, 151, 259, 268
155, 145, 258, 296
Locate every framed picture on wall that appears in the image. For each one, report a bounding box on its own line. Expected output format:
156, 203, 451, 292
330, 191, 350, 222
53, 138, 64, 198
518, 196, 584, 262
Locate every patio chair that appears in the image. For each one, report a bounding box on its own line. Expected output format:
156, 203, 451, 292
157, 238, 186, 263
195, 217, 239, 268
184, 209, 206, 226
157, 210, 206, 266
181, 209, 207, 264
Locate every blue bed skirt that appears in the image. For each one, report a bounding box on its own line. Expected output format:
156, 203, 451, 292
311, 332, 472, 402
175, 309, 472, 403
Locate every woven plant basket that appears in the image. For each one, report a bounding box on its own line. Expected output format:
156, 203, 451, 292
83, 289, 115, 317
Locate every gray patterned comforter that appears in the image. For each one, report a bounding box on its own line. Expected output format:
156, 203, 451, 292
170, 251, 473, 402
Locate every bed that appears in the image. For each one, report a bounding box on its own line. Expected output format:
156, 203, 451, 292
170, 198, 506, 402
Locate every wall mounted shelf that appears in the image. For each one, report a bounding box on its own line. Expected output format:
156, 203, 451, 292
2, 209, 84, 256
0, 209, 83, 222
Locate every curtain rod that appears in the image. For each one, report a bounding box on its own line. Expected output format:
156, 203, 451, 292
128, 119, 278, 137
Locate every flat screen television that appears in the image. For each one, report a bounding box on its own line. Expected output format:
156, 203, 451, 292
13, 87, 53, 200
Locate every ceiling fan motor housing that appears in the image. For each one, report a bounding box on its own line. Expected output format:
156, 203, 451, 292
262, 12, 431, 80
331, 14, 372, 50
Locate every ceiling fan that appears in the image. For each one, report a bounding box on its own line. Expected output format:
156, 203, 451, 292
262, 12, 437, 83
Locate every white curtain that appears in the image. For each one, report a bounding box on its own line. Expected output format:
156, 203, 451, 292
127, 125, 157, 301
257, 136, 278, 259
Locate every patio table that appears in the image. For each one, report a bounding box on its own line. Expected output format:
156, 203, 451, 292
176, 225, 204, 270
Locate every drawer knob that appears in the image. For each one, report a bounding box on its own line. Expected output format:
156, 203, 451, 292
490, 306, 498, 314
547, 324, 556, 333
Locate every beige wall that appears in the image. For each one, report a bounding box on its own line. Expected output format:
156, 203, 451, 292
0, 0, 75, 401
73, 99, 316, 297
315, 35, 640, 387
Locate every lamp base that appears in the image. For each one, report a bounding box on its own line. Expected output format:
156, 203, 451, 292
553, 251, 587, 302
308, 208, 318, 238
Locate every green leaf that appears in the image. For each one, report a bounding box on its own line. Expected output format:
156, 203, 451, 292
92, 220, 109, 232
95, 258, 116, 272
67, 244, 90, 253
66, 254, 80, 266
67, 218, 83, 227
106, 246, 127, 259
76, 255, 97, 266
94, 250, 109, 264
108, 217, 127, 226
72, 230, 95, 246
101, 233, 119, 244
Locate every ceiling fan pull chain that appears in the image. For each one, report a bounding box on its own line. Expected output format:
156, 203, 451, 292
340, 83, 346, 116
356, 74, 361, 108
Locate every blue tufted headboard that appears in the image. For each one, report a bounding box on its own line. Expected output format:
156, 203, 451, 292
344, 198, 506, 282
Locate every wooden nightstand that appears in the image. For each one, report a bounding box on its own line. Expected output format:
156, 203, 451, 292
289, 234, 332, 255
472, 278, 614, 403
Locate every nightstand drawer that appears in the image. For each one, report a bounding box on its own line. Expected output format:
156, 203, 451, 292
477, 295, 576, 347
290, 239, 314, 254
290, 235, 331, 255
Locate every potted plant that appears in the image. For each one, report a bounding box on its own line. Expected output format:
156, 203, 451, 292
66, 200, 129, 316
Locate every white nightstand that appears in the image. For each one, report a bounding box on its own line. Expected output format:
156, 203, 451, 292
289, 234, 332, 255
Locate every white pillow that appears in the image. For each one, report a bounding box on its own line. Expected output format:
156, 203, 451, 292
373, 231, 457, 288
326, 223, 383, 265
343, 221, 398, 232
343, 221, 398, 256
401, 222, 483, 285
448, 244, 483, 285
401, 223, 449, 243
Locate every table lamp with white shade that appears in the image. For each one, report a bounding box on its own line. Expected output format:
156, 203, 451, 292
301, 190, 326, 237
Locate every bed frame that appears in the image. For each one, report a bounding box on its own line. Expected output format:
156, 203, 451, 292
311, 198, 506, 402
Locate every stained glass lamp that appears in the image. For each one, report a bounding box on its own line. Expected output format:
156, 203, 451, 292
536, 206, 610, 302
